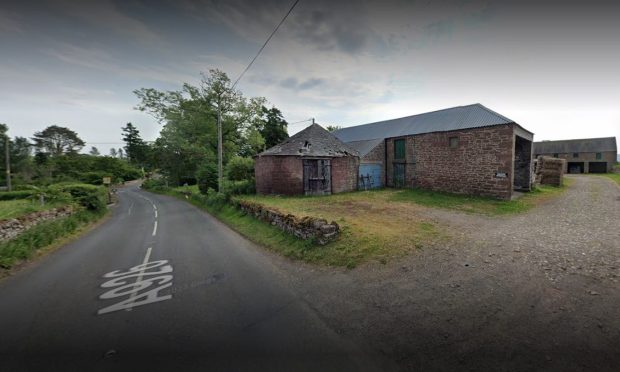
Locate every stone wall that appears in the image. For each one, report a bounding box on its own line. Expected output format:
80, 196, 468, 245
236, 200, 339, 245
0, 206, 74, 242
331, 156, 359, 194
535, 156, 565, 186
386, 124, 515, 199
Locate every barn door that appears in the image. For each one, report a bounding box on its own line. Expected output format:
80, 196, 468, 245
303, 159, 331, 195
393, 163, 405, 188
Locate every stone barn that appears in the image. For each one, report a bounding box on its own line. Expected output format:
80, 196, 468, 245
533, 137, 617, 174
334, 103, 534, 200
254, 124, 359, 196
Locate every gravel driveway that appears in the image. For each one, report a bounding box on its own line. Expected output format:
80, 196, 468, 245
277, 175, 620, 371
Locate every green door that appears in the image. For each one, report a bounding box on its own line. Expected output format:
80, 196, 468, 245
393, 163, 405, 188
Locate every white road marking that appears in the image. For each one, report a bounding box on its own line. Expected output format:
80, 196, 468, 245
97, 255, 173, 315
154, 210, 158, 218
127, 202, 134, 216
152, 221, 158, 236
125, 247, 152, 312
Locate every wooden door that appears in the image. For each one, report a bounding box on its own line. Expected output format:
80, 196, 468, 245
303, 159, 331, 195
393, 163, 405, 188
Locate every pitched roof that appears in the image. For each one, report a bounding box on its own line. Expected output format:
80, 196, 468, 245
345, 138, 383, 157
333, 103, 517, 142
257, 123, 359, 157
534, 137, 617, 154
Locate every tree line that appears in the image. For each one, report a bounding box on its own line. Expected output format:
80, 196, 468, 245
1, 69, 289, 192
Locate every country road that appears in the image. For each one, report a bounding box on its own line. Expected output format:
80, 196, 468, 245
0, 185, 389, 371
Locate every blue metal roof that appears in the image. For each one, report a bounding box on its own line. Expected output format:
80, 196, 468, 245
333, 103, 516, 142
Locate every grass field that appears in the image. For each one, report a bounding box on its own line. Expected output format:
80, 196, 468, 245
0, 199, 59, 221
148, 181, 569, 268
601, 173, 620, 187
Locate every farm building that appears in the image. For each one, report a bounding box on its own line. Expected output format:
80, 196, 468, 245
254, 123, 359, 196
533, 137, 617, 174
333, 103, 534, 200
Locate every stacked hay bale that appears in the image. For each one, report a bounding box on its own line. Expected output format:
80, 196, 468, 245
535, 156, 565, 186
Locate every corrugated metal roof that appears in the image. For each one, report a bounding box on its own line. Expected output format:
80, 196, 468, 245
534, 137, 617, 154
345, 138, 383, 157
257, 123, 359, 157
333, 103, 516, 142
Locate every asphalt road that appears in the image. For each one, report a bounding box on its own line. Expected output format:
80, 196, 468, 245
0, 185, 387, 371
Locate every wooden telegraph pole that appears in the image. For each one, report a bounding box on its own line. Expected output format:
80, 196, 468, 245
5, 136, 11, 192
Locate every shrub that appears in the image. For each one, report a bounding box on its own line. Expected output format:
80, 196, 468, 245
221, 179, 255, 197
141, 178, 166, 190
78, 171, 109, 185
47, 183, 107, 211
226, 156, 255, 181
0, 190, 35, 201
196, 161, 218, 194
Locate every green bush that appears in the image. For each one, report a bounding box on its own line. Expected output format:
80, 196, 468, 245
78, 171, 109, 185
226, 156, 255, 181
0, 190, 35, 201
221, 179, 255, 197
196, 161, 218, 194
141, 178, 167, 190
47, 183, 107, 211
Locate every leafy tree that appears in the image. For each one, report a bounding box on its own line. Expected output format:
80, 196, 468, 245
134, 69, 264, 187
109, 148, 117, 157
89, 146, 100, 156
226, 156, 254, 181
196, 159, 218, 194
117, 148, 124, 159
121, 123, 148, 166
326, 125, 342, 132
32, 125, 85, 155
257, 106, 288, 149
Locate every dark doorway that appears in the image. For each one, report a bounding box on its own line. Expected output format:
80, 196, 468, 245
393, 163, 405, 188
588, 162, 607, 173
514, 136, 533, 191
567, 162, 584, 174
303, 159, 331, 195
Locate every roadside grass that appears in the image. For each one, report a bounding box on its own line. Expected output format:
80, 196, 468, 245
0, 199, 61, 221
0, 209, 107, 270
600, 173, 620, 187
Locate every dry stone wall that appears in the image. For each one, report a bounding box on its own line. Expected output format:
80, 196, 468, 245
0, 206, 73, 242
236, 200, 339, 245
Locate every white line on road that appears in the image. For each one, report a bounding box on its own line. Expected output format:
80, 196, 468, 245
126, 247, 153, 312
152, 221, 158, 237
154, 210, 158, 219
128, 202, 134, 216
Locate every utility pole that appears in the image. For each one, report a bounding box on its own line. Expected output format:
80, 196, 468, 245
217, 98, 223, 192
4, 136, 11, 192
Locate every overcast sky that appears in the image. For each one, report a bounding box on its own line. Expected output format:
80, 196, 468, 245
1, 0, 619, 155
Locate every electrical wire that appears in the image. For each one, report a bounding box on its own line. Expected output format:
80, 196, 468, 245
232, 0, 302, 89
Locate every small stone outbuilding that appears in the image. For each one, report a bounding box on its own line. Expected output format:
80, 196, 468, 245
254, 124, 359, 196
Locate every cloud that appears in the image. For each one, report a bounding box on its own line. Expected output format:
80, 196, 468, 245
0, 9, 23, 33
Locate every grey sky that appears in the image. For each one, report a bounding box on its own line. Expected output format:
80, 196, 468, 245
1, 0, 619, 155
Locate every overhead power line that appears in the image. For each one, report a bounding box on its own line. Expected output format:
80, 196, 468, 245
232, 0, 302, 89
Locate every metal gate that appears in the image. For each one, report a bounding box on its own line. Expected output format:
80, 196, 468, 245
303, 159, 331, 195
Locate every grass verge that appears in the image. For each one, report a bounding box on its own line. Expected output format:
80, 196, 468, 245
148, 187, 442, 268
0, 199, 62, 220
0, 209, 107, 270
600, 173, 620, 187
390, 180, 572, 215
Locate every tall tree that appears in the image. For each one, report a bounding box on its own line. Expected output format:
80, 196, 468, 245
117, 148, 124, 159
32, 125, 85, 155
89, 146, 100, 156
134, 69, 263, 186
326, 125, 342, 132
121, 122, 148, 165
258, 106, 288, 149
109, 148, 117, 157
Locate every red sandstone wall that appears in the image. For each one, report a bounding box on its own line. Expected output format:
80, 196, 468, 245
386, 124, 515, 199
331, 156, 359, 194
